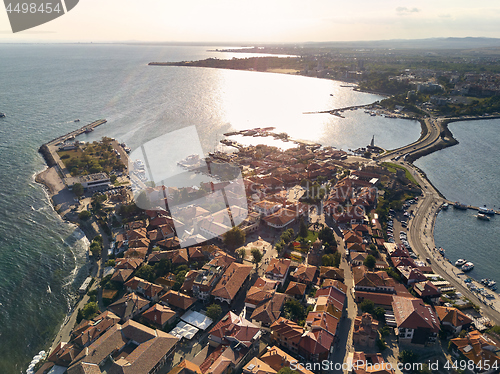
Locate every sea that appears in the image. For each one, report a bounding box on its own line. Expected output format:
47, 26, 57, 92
415, 119, 500, 283
0, 43, 425, 373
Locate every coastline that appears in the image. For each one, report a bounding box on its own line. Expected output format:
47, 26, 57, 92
34, 165, 99, 357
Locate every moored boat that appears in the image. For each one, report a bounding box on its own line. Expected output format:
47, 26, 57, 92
453, 202, 468, 210
442, 203, 449, 210
0, 112, 5, 118
455, 259, 466, 267
462, 262, 474, 272
479, 206, 495, 215
477, 213, 490, 221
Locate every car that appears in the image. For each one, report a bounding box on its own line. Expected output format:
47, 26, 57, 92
426, 258, 431, 264
388, 238, 395, 243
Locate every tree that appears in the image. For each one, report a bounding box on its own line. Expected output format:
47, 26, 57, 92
364, 254, 377, 270
373, 307, 386, 322
399, 350, 418, 364
322, 254, 334, 266
299, 218, 308, 238
237, 248, 246, 261
73, 183, 84, 197
332, 251, 341, 267
135, 264, 156, 282
284, 298, 305, 321
223, 227, 246, 249
251, 248, 263, 267
110, 174, 117, 184
278, 368, 300, 374
206, 304, 222, 321
135, 191, 152, 210
318, 226, 334, 245
376, 338, 387, 351
79, 210, 92, 221
359, 299, 375, 314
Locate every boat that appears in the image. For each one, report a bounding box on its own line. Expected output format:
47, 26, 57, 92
455, 259, 466, 267
479, 207, 495, 215
453, 202, 468, 210
74, 119, 80, 122
488, 280, 496, 288
477, 213, 490, 221
462, 262, 474, 272
0, 112, 5, 118
438, 247, 445, 256
442, 203, 449, 210
84, 127, 94, 133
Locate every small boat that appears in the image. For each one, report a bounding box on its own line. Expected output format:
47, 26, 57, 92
74, 119, 80, 122
0, 112, 5, 118
442, 203, 449, 210
477, 213, 490, 221
492, 285, 497, 291
462, 262, 474, 272
479, 207, 495, 215
455, 259, 466, 267
488, 280, 496, 288
438, 247, 445, 256
47, 285, 51, 294
481, 279, 488, 285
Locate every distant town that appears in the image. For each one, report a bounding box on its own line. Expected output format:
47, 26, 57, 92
33, 44, 500, 374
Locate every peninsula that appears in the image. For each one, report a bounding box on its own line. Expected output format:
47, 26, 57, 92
34, 114, 500, 374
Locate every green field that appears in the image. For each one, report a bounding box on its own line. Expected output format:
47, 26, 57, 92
382, 162, 419, 186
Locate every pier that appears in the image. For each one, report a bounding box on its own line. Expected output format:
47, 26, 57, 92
443, 200, 500, 215
303, 104, 370, 115
45, 119, 107, 146
39, 119, 108, 179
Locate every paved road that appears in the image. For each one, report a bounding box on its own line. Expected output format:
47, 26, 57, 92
402, 161, 500, 326
377, 117, 440, 162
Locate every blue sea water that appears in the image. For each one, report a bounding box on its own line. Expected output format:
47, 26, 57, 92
0, 44, 422, 372
415, 119, 500, 282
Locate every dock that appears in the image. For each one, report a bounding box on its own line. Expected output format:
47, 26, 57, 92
39, 119, 108, 180
303, 104, 370, 115
445, 200, 499, 215
45, 119, 107, 146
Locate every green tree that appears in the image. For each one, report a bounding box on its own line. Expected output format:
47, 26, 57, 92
251, 248, 263, 267
322, 254, 334, 266
73, 183, 84, 197
135, 191, 152, 210
376, 338, 387, 351
223, 227, 246, 249
399, 350, 418, 364
237, 248, 246, 261
373, 307, 386, 322
277, 368, 300, 374
364, 254, 377, 270
284, 298, 305, 321
332, 251, 341, 267
79, 210, 92, 221
299, 218, 308, 238
359, 299, 375, 314
206, 304, 222, 321
110, 174, 117, 184
318, 226, 334, 244
105, 259, 115, 267
135, 265, 156, 282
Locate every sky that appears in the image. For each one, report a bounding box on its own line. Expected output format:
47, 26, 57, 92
1, 0, 500, 43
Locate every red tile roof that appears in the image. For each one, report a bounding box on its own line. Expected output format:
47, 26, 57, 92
211, 262, 252, 301
392, 296, 440, 332
209, 312, 260, 348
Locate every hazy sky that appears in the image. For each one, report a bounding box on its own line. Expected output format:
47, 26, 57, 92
1, 0, 500, 42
